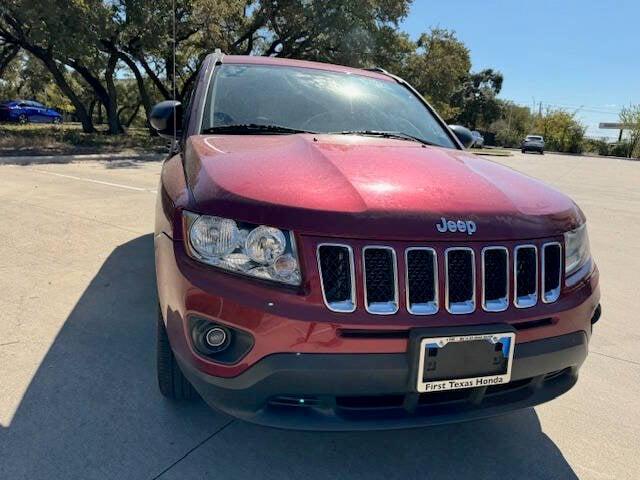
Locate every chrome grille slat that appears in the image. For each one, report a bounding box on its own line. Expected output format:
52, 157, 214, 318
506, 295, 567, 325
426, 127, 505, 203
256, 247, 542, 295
514, 245, 538, 308
316, 244, 356, 313
405, 247, 438, 315
318, 241, 555, 315
363, 246, 399, 315
482, 246, 509, 312
445, 247, 476, 314
542, 242, 562, 303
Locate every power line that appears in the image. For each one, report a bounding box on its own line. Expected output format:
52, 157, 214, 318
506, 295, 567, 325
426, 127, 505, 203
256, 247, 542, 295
507, 99, 621, 115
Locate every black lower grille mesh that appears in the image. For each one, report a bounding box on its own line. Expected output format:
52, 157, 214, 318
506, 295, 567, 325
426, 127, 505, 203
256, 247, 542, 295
447, 249, 474, 303
516, 247, 537, 296
318, 245, 352, 303
543, 244, 561, 293
364, 248, 395, 303
407, 249, 436, 304
484, 249, 508, 301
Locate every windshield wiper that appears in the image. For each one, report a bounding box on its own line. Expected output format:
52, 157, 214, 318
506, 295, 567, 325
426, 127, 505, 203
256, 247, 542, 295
202, 124, 316, 135
330, 129, 438, 147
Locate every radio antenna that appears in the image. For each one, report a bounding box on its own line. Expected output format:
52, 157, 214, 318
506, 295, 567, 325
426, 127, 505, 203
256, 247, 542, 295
172, 0, 177, 150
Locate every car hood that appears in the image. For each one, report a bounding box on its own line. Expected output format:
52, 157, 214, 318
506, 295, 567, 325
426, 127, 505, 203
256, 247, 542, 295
184, 134, 582, 241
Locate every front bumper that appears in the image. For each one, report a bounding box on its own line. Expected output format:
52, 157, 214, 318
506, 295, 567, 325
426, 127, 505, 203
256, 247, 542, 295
177, 330, 587, 430
156, 230, 599, 430
523, 144, 544, 152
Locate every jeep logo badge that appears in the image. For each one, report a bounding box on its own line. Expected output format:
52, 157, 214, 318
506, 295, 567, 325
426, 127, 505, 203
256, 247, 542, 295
436, 217, 477, 235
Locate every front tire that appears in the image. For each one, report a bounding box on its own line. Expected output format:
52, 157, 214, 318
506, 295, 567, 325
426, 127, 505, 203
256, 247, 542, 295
157, 307, 196, 400
521, 149, 526, 154
18, 114, 28, 124
52, 117, 62, 124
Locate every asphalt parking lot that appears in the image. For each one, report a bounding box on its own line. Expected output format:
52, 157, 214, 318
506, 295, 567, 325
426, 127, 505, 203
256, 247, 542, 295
0, 151, 638, 479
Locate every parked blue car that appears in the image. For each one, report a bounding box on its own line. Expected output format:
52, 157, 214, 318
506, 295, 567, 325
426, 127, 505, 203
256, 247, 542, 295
0, 100, 63, 124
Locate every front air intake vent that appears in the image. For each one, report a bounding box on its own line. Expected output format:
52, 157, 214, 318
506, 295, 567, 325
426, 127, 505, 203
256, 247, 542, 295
317, 244, 356, 312
445, 248, 475, 314
405, 248, 438, 315
542, 242, 562, 303
482, 247, 509, 312
363, 247, 398, 314
514, 245, 538, 308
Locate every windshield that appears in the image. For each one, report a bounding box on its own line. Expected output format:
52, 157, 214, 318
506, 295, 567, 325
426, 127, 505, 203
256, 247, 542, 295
527, 136, 543, 141
202, 64, 457, 149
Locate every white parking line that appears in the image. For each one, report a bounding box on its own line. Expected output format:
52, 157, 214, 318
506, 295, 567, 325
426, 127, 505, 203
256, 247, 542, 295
33, 169, 157, 193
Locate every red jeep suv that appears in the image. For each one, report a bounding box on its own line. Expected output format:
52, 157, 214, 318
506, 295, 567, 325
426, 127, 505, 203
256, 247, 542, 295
151, 54, 600, 430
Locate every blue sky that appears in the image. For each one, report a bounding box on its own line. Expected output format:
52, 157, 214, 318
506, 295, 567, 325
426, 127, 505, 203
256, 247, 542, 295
401, 0, 639, 138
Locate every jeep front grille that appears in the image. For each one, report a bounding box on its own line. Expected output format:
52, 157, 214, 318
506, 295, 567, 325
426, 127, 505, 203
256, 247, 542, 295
405, 248, 438, 315
362, 246, 398, 314
542, 243, 562, 303
445, 248, 475, 314
316, 244, 356, 312
316, 240, 562, 315
514, 245, 538, 308
482, 247, 509, 312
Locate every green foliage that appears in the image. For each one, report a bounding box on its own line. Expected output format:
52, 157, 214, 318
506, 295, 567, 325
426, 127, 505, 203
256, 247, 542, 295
533, 109, 586, 154
400, 28, 471, 119
619, 104, 640, 158
0, 122, 165, 154
489, 101, 532, 148
489, 102, 589, 154
583, 138, 613, 156
0, 53, 76, 112
609, 140, 634, 158
452, 69, 503, 128
1, 0, 511, 142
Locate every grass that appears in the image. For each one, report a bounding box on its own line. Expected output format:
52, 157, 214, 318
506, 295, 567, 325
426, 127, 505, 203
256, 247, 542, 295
0, 122, 516, 158
0, 122, 166, 156
471, 147, 513, 157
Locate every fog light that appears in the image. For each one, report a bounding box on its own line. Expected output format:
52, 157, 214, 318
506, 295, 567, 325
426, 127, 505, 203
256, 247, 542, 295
189, 317, 254, 363
205, 327, 228, 348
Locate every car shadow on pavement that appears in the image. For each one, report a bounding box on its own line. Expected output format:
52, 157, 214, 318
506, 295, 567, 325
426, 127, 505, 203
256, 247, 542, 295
0, 234, 578, 480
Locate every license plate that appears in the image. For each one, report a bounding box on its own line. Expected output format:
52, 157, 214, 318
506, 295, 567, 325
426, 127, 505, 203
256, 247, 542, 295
416, 332, 516, 393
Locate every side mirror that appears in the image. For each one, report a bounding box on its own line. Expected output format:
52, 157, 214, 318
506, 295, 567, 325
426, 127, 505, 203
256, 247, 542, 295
448, 125, 475, 149
150, 100, 183, 139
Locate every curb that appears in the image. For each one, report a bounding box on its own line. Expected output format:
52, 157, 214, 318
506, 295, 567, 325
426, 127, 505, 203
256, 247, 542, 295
0, 151, 164, 165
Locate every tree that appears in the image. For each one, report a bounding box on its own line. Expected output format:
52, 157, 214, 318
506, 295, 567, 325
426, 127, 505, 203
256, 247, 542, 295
490, 100, 533, 147
401, 28, 470, 120
2, 0, 508, 138
0, 0, 122, 132
534, 109, 586, 153
452, 69, 503, 129
619, 104, 640, 158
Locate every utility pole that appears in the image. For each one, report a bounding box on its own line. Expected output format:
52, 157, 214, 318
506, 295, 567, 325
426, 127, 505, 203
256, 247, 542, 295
539, 101, 543, 117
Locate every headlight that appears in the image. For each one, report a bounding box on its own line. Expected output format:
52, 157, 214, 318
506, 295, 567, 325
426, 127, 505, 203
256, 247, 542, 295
183, 211, 301, 286
564, 223, 591, 280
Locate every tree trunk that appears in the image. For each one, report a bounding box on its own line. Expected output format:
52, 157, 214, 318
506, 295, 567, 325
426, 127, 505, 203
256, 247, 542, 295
69, 58, 123, 134
0, 43, 20, 78
166, 52, 173, 93
88, 99, 97, 121
104, 54, 124, 134
123, 102, 142, 127
34, 50, 95, 133
118, 52, 154, 132
130, 51, 171, 99
0, 16, 96, 131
